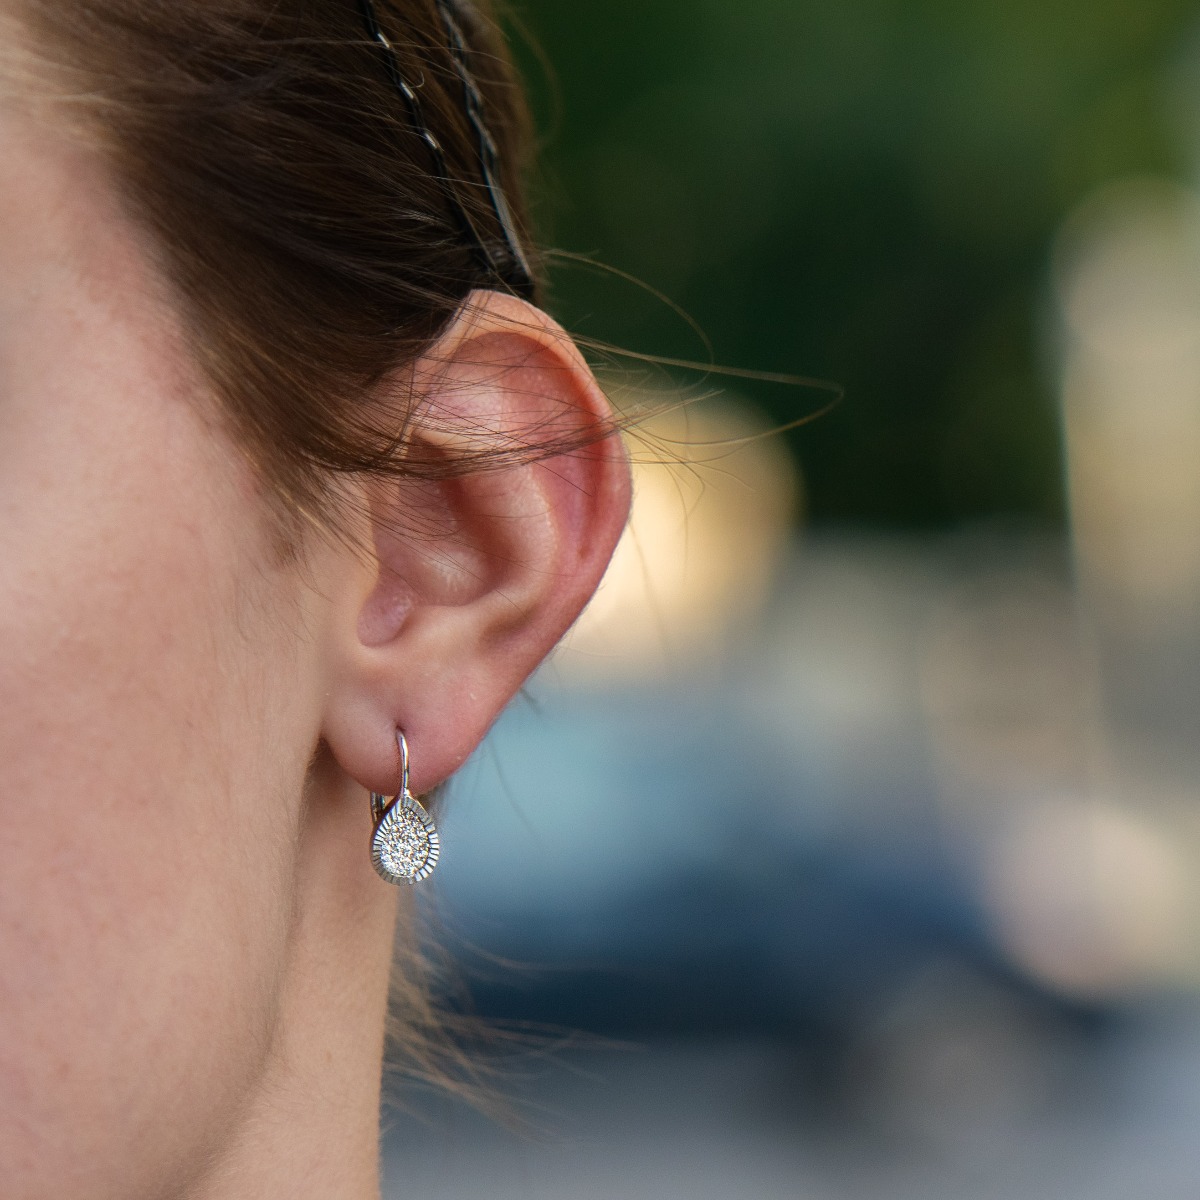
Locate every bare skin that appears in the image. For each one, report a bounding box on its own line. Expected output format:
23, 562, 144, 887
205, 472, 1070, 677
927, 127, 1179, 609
0, 86, 630, 1200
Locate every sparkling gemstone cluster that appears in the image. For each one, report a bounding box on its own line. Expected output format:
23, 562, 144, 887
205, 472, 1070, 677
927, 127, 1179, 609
374, 805, 432, 880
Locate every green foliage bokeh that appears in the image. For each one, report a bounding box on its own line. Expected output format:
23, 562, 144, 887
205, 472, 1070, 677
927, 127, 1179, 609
511, 0, 1198, 527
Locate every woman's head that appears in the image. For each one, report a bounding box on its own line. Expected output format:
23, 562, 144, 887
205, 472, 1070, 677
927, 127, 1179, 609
0, 3, 630, 1196
11, 0, 549, 509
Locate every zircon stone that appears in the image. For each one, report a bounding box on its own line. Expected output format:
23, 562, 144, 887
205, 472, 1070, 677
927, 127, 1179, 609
375, 805, 431, 879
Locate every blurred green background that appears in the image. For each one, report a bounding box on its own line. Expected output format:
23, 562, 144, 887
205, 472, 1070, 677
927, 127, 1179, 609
508, 0, 1197, 527
389, 7, 1200, 1195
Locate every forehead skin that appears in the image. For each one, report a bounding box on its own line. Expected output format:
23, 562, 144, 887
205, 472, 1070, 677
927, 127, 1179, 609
0, 90, 329, 1197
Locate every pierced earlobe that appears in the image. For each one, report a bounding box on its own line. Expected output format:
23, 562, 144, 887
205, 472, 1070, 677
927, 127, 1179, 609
369, 731, 440, 884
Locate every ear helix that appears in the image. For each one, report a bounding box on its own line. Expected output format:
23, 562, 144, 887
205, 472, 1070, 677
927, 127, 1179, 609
369, 730, 440, 884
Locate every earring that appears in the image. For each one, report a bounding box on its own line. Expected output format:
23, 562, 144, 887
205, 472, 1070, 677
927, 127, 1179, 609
370, 731, 440, 884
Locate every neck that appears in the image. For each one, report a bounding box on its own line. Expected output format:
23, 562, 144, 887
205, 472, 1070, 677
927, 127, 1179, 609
192, 767, 402, 1200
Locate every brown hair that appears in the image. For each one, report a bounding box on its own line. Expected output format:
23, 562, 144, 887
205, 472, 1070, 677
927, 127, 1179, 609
8, 0, 585, 1092
13, 0, 568, 530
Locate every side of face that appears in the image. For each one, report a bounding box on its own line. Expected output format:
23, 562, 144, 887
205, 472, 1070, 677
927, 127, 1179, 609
0, 39, 632, 1199
0, 99, 333, 1196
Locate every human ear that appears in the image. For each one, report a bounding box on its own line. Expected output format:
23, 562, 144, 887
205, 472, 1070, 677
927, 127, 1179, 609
320, 291, 631, 797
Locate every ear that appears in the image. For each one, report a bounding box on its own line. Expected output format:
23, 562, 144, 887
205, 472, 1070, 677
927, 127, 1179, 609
320, 291, 631, 797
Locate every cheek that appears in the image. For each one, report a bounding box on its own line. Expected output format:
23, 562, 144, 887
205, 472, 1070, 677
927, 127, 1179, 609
0, 287, 315, 1191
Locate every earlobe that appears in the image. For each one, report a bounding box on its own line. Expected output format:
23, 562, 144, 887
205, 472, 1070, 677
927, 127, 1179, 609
321, 291, 631, 799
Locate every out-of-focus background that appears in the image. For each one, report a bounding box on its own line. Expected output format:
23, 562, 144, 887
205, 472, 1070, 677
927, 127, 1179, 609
385, 2, 1200, 1195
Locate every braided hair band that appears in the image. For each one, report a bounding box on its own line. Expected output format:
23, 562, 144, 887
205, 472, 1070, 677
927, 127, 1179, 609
356, 0, 536, 300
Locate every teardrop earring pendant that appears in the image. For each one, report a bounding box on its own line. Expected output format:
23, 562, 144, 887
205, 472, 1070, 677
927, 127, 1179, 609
370, 731, 440, 884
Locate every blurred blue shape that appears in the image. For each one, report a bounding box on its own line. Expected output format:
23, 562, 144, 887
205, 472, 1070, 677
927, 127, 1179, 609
426, 664, 1099, 1045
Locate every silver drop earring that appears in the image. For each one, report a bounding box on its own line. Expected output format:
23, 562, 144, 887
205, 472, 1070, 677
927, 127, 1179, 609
370, 731, 440, 884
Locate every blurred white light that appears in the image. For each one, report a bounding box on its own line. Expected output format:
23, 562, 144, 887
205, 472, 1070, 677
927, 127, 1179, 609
1054, 177, 1200, 616
983, 798, 1190, 996
554, 397, 799, 681
1055, 178, 1200, 366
